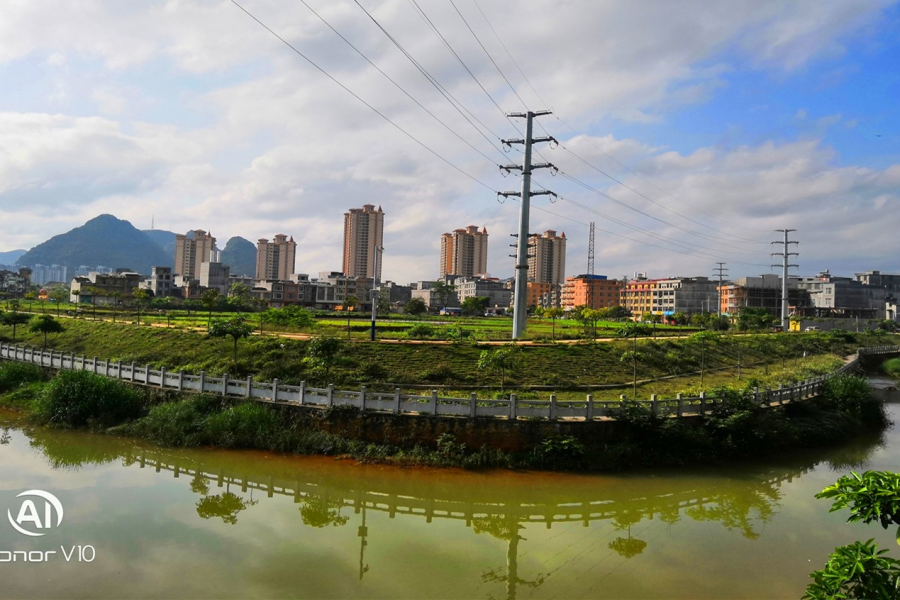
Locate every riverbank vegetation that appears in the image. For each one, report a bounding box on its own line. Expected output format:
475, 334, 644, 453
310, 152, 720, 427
0, 357, 890, 471
1, 317, 891, 401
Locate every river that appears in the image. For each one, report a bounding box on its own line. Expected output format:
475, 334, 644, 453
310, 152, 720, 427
0, 398, 898, 599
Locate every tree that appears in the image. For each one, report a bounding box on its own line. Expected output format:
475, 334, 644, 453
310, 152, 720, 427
1, 311, 31, 342
461, 296, 489, 316
737, 307, 775, 332
690, 330, 720, 388
208, 315, 254, 363
544, 307, 565, 341
620, 323, 651, 397
201, 288, 222, 330
48, 287, 68, 316
404, 297, 427, 316
343, 295, 358, 338
29, 314, 64, 347
477, 344, 522, 392
132, 288, 151, 326
376, 292, 392, 316
228, 282, 252, 313
581, 307, 606, 339
196, 492, 257, 525
432, 281, 456, 308
304, 336, 344, 381
805, 471, 900, 599
607, 305, 631, 322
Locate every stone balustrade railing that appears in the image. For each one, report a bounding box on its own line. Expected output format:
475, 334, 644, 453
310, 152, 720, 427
2, 342, 896, 422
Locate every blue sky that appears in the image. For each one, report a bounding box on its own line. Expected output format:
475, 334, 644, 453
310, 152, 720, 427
1, 0, 899, 283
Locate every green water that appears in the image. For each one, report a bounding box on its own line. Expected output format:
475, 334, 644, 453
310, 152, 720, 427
0, 403, 898, 600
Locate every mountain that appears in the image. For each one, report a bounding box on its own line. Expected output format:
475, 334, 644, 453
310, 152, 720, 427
16, 214, 173, 275
221, 236, 256, 277
0, 249, 26, 266
142, 229, 178, 261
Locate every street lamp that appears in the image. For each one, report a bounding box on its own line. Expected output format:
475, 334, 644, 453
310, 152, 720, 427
370, 246, 384, 341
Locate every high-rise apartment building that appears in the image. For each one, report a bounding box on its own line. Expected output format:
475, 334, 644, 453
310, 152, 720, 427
174, 230, 216, 278
439, 225, 488, 277
527, 230, 566, 285
343, 204, 384, 279
255, 234, 297, 280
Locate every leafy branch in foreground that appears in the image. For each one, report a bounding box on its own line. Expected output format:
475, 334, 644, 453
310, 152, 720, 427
805, 471, 900, 599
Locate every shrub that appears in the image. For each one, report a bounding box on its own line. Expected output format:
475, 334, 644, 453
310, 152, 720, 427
34, 370, 145, 428
0, 362, 45, 393
204, 402, 279, 449
821, 375, 887, 426
405, 324, 436, 339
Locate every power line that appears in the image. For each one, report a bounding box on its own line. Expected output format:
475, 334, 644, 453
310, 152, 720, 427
296, 0, 505, 165
352, 0, 509, 151
228, 0, 495, 193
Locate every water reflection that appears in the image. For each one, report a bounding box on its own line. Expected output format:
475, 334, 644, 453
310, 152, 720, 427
2, 414, 892, 600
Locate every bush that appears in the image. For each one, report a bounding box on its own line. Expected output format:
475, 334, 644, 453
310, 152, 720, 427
882, 357, 900, 378
34, 370, 145, 428
204, 402, 279, 448
0, 362, 45, 393
405, 324, 436, 339
821, 375, 887, 426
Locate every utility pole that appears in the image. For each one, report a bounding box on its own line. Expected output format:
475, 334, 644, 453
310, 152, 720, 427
370, 246, 383, 341
497, 110, 556, 339
587, 222, 595, 309
713, 262, 728, 317
771, 229, 798, 332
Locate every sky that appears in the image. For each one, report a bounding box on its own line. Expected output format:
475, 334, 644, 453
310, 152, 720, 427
1, 0, 899, 283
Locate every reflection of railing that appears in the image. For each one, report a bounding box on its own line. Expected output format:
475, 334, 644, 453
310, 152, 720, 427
133, 450, 807, 528
1, 342, 894, 422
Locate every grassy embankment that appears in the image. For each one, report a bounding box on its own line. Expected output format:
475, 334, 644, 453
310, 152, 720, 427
0, 316, 878, 399
0, 319, 895, 471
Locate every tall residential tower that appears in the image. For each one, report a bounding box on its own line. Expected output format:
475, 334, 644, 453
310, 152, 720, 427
439, 225, 488, 277
342, 204, 384, 279
527, 230, 566, 285
255, 234, 297, 280
174, 230, 216, 278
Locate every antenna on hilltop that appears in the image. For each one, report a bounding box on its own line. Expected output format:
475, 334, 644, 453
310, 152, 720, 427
151, 215, 155, 230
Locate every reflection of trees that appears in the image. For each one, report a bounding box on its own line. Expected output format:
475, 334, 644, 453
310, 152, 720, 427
1, 427, 10, 445
824, 433, 886, 472
608, 536, 647, 558
685, 484, 781, 540
299, 493, 348, 528
196, 492, 257, 525
26, 430, 133, 470
190, 472, 210, 495
608, 509, 648, 558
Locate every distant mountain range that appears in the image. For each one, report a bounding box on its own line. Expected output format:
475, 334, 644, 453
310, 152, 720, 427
221, 237, 256, 277
14, 215, 256, 278
0, 249, 26, 266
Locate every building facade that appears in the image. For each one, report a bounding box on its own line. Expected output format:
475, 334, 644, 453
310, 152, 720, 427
718, 274, 810, 318
454, 276, 512, 309
342, 205, 384, 279
561, 275, 623, 310
199, 262, 231, 295
255, 234, 297, 281
174, 230, 216, 278
439, 225, 488, 278
69, 272, 143, 305
527, 230, 566, 285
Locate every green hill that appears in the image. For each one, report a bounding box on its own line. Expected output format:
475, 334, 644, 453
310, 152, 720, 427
221, 236, 256, 277
16, 214, 173, 275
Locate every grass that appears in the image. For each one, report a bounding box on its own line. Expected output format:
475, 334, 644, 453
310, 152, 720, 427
1, 317, 891, 400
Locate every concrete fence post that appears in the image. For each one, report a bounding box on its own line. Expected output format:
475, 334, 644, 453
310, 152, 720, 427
394, 388, 401, 414
549, 394, 557, 421
222, 373, 229, 397
130, 362, 135, 382
510, 393, 519, 420
93, 356, 99, 374
104, 358, 110, 376
199, 371, 206, 393
430, 389, 438, 415
246, 376, 253, 398
299, 381, 306, 405
326, 384, 334, 407
586, 394, 594, 421
699, 391, 706, 416
272, 378, 279, 402
177, 370, 184, 391
651, 394, 658, 417
360, 386, 367, 412
469, 393, 477, 418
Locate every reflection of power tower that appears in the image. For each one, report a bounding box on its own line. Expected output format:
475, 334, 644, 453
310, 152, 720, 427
480, 507, 547, 600
357, 503, 369, 581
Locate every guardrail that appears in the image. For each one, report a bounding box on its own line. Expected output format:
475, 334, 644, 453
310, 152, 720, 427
1, 343, 896, 422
